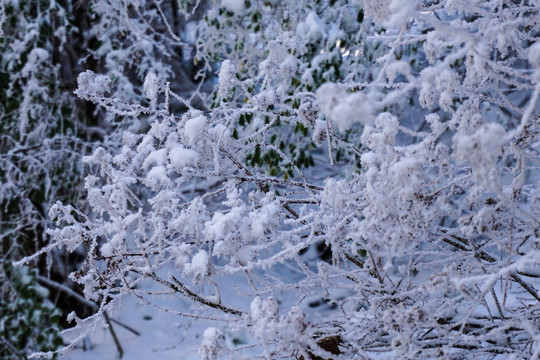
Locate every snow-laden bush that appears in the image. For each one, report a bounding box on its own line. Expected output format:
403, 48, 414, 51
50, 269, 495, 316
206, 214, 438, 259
17, 0, 540, 358
0, 0, 195, 355
0, 1, 90, 356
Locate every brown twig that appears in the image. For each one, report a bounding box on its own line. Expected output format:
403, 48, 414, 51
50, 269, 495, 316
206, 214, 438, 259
136, 270, 243, 316
170, 275, 243, 316
103, 311, 123, 359
441, 234, 540, 304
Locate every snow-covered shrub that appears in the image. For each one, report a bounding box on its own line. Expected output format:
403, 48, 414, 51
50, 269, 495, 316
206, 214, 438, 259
0, 0, 187, 354
16, 0, 540, 358
0, 1, 88, 355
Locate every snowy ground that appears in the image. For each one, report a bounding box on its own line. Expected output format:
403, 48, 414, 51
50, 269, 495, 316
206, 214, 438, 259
61, 246, 335, 359
62, 274, 250, 359
62, 297, 216, 359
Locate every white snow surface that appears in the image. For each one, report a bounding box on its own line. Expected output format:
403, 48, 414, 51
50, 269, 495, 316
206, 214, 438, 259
221, 0, 244, 15
60, 259, 341, 360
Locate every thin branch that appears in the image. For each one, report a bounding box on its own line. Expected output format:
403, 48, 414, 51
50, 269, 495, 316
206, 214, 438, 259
170, 275, 243, 316
509, 272, 540, 303
37, 275, 98, 310
37, 276, 140, 336
136, 270, 243, 316
103, 311, 123, 359
0, 335, 25, 360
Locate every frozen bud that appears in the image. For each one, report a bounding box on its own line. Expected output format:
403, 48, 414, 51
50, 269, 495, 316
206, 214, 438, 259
199, 327, 224, 360
143, 72, 159, 108
454, 123, 506, 188
312, 120, 327, 146
248, 296, 279, 339
298, 102, 317, 127
66, 311, 78, 324
316, 83, 374, 132
76, 70, 111, 99
218, 60, 236, 99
